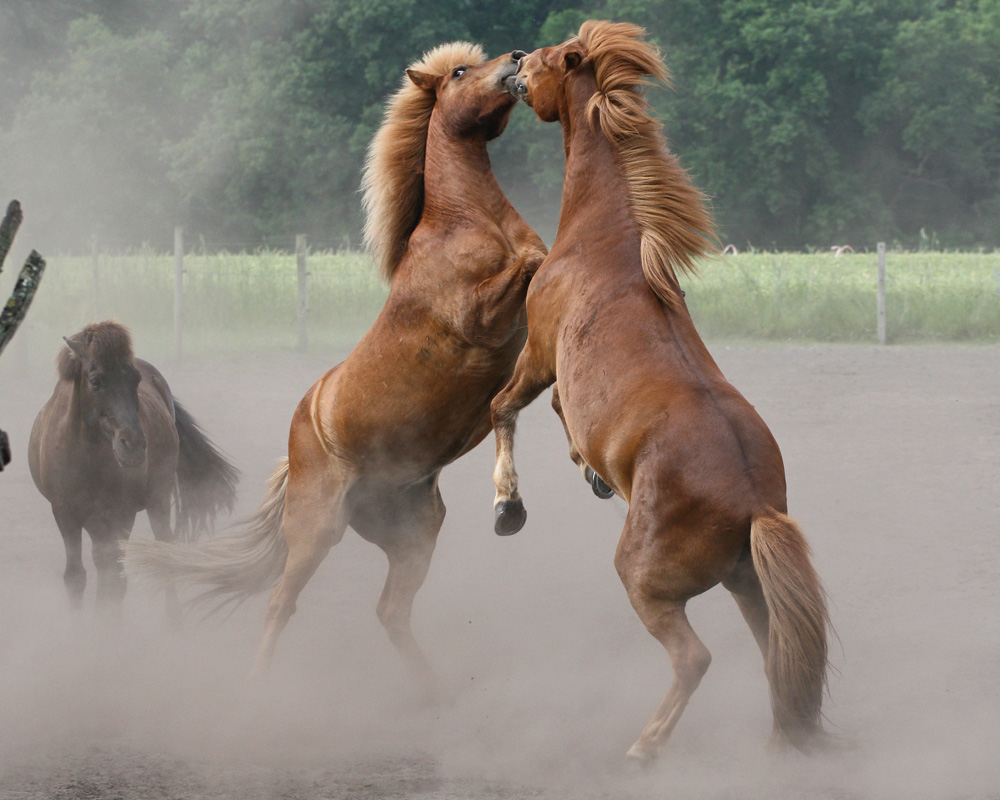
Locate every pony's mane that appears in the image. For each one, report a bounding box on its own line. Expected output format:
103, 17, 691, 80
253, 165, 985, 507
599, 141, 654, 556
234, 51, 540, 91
361, 41, 487, 282
57, 320, 134, 381
577, 20, 717, 308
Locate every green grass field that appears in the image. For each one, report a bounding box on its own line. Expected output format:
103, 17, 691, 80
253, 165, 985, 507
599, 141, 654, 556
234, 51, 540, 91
10, 248, 999, 361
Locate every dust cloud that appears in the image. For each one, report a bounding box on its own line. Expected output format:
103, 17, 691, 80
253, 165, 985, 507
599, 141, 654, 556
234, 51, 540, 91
1, 335, 999, 799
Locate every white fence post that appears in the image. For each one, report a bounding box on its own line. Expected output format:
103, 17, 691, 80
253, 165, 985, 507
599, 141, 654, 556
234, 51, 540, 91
174, 226, 183, 360
296, 234, 308, 352
91, 234, 100, 317
877, 241, 886, 345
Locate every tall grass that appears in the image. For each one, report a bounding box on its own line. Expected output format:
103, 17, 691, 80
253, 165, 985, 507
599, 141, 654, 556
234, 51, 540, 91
11, 248, 999, 363
683, 251, 1000, 342
16, 249, 387, 361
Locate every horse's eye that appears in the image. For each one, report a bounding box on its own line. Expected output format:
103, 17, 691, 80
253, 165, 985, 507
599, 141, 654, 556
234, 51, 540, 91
452, 66, 467, 79
89, 376, 103, 390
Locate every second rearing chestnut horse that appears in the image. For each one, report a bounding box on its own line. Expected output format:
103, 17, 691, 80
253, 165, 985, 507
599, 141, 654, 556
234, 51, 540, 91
127, 43, 546, 692
492, 21, 830, 764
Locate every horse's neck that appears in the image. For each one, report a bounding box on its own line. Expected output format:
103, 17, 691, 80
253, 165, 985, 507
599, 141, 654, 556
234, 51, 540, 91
556, 71, 636, 244
422, 122, 508, 223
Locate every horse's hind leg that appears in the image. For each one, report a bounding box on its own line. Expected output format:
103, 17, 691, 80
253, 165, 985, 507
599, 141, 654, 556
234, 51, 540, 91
353, 477, 445, 700
53, 506, 85, 607
251, 461, 348, 678
615, 517, 713, 765
723, 550, 770, 659
723, 550, 778, 742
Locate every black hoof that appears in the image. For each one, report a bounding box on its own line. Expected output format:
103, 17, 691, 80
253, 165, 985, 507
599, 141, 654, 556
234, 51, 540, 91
585, 466, 614, 499
494, 498, 526, 536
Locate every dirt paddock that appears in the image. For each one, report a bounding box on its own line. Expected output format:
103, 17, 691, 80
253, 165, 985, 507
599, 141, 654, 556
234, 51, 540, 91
1, 342, 998, 799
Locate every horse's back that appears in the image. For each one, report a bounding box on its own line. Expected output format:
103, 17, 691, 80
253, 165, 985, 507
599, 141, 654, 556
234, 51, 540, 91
136, 358, 175, 421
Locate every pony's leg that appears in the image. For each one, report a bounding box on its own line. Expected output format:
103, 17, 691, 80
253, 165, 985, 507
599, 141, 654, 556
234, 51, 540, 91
251, 462, 348, 678
53, 506, 86, 607
490, 345, 554, 535
615, 517, 712, 765
89, 518, 135, 613
147, 498, 182, 628
353, 478, 445, 700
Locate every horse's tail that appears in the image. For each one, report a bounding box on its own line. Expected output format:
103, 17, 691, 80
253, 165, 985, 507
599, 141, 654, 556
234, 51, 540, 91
126, 458, 289, 613
749, 508, 830, 750
173, 399, 240, 541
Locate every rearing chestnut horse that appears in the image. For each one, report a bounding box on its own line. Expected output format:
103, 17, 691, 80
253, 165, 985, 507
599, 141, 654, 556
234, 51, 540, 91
127, 43, 545, 689
492, 21, 830, 763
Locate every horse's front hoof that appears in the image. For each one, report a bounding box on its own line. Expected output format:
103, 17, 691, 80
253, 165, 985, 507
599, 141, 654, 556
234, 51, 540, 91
625, 742, 657, 768
586, 466, 614, 499
494, 498, 526, 536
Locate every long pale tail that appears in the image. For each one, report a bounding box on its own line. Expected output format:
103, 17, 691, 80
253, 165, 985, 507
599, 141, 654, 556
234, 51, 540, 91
126, 458, 289, 613
750, 509, 830, 750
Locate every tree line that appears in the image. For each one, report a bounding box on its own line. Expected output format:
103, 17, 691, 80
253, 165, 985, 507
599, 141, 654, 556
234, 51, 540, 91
2, 0, 998, 252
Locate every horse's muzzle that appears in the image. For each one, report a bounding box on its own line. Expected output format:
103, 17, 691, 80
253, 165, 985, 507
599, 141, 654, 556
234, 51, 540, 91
504, 75, 528, 99
113, 430, 147, 468
499, 51, 527, 97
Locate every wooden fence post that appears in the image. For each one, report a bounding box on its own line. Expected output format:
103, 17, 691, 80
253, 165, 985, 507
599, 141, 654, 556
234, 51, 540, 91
90, 233, 100, 316
877, 241, 886, 345
174, 226, 183, 360
296, 234, 308, 352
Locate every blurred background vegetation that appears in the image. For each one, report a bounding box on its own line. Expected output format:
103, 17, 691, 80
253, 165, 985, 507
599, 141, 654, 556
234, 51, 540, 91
2, 0, 1000, 253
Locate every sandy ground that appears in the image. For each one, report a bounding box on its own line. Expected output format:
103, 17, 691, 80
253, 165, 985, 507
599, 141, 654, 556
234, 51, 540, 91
1, 341, 998, 799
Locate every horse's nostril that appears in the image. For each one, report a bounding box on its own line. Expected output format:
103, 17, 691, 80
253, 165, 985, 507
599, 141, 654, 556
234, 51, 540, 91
512, 50, 527, 61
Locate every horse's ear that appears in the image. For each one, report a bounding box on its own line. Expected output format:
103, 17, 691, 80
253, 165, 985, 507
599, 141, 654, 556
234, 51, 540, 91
406, 69, 436, 92
563, 43, 585, 71
63, 335, 86, 360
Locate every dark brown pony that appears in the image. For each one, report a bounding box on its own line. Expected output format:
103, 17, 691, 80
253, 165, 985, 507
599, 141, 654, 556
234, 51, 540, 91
126, 43, 545, 689
492, 21, 830, 763
28, 321, 238, 611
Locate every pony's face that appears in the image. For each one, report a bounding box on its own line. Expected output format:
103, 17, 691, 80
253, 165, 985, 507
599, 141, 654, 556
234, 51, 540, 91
507, 41, 586, 123
407, 51, 526, 140
64, 335, 146, 468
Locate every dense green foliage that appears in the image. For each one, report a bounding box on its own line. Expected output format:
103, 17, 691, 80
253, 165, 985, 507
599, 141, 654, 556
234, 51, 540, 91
2, 0, 1000, 251
14, 250, 999, 361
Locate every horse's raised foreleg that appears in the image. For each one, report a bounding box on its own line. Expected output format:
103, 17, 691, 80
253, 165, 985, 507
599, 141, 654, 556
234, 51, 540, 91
353, 477, 445, 700
551, 386, 614, 499
459, 247, 546, 348
54, 505, 86, 607
490, 343, 553, 535
251, 460, 348, 678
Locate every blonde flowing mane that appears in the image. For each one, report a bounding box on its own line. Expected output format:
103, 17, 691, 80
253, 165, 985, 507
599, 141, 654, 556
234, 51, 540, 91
361, 41, 487, 282
577, 20, 717, 307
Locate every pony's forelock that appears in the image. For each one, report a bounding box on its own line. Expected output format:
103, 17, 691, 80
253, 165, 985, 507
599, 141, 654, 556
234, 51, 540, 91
57, 320, 134, 381
576, 20, 717, 307
361, 42, 487, 282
